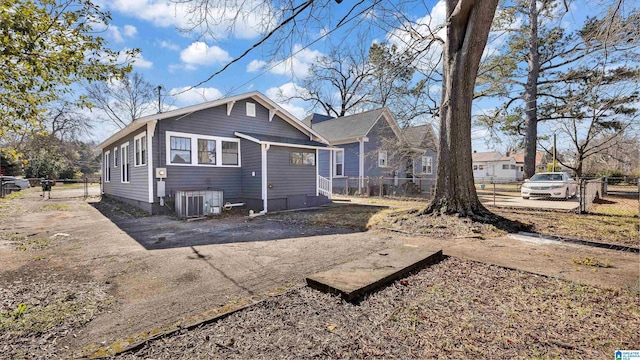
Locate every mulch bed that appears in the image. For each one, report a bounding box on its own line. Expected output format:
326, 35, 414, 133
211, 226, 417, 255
117, 257, 638, 359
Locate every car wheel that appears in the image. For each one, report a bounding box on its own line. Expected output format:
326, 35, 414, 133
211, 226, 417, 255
565, 188, 570, 200
522, 196, 529, 200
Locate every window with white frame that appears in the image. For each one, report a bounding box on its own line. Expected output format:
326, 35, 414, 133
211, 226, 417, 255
198, 139, 216, 165
121, 143, 130, 183
104, 151, 111, 182
222, 141, 239, 165
334, 150, 344, 176
422, 156, 433, 174
134, 132, 147, 166
502, 164, 509, 170
246, 102, 256, 117
473, 164, 478, 170
169, 136, 192, 164
113, 147, 119, 167
290, 151, 315, 166
378, 151, 388, 167
166, 131, 241, 167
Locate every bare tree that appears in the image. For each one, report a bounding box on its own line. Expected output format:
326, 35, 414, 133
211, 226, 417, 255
84, 72, 157, 128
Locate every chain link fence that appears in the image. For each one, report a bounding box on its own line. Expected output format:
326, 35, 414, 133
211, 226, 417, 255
332, 177, 435, 199
579, 177, 639, 217
0, 177, 102, 200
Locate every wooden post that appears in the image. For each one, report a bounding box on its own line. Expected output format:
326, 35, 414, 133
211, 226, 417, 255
345, 177, 349, 195
366, 177, 370, 196
379, 177, 383, 197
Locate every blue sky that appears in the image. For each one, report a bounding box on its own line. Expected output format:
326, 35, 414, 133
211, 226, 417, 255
90, 0, 610, 153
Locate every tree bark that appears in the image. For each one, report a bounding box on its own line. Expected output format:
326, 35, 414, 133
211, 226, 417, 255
426, 0, 499, 217
523, 0, 540, 178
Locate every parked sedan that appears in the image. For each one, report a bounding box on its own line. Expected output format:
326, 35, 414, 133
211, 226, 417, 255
521, 172, 577, 200
0, 176, 31, 190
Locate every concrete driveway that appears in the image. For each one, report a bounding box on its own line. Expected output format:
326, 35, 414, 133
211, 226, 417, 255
479, 193, 580, 210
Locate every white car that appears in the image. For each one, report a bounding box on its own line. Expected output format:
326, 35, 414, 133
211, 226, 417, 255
0, 176, 31, 190
521, 172, 577, 200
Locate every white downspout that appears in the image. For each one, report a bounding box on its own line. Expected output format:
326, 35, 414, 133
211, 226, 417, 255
260, 143, 270, 214
329, 149, 333, 197
359, 138, 365, 193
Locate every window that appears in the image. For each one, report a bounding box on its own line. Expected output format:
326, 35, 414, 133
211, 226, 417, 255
473, 165, 478, 171
510, 164, 516, 170
335, 150, 344, 176
104, 151, 111, 182
422, 156, 433, 174
121, 143, 130, 183
502, 164, 509, 170
290, 151, 315, 166
378, 151, 388, 167
479, 165, 484, 170
113, 147, 119, 167
246, 102, 256, 117
170, 136, 191, 164
222, 141, 239, 165
166, 131, 241, 167
134, 132, 147, 166
198, 139, 216, 165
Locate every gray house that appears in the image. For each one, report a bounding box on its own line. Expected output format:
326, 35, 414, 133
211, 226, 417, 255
98, 92, 333, 216
306, 108, 438, 195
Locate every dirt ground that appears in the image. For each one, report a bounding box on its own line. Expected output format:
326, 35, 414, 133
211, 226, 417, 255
0, 187, 638, 359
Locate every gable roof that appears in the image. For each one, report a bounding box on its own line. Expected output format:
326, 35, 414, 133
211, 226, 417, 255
511, 152, 546, 165
309, 108, 405, 143
472, 151, 503, 162
97, 91, 329, 150
403, 124, 438, 151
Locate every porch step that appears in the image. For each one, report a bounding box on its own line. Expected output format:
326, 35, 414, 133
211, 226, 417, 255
306, 245, 443, 301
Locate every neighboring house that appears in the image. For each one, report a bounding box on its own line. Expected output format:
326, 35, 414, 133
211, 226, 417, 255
511, 152, 548, 180
306, 108, 437, 194
472, 151, 548, 182
98, 91, 332, 216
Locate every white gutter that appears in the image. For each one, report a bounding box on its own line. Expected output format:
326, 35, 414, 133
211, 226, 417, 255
260, 143, 271, 214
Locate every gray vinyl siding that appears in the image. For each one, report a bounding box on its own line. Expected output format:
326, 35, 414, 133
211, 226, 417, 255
341, 142, 360, 177
154, 99, 308, 203
102, 131, 149, 203
364, 118, 402, 178
240, 139, 262, 199
318, 149, 330, 178
267, 146, 316, 199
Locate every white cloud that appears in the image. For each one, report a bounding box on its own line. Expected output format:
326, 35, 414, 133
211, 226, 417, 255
265, 82, 309, 120
180, 41, 232, 67
387, 0, 446, 71
168, 86, 224, 106
158, 40, 180, 51
246, 59, 267, 72
268, 44, 323, 78
107, 0, 274, 40
116, 49, 153, 69
123, 25, 138, 37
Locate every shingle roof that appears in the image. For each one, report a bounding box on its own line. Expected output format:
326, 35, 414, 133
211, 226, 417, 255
310, 108, 386, 142
471, 151, 503, 162
403, 124, 437, 150
236, 132, 329, 148
511, 152, 545, 165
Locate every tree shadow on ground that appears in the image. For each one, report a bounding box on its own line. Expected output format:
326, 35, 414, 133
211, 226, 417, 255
89, 199, 383, 250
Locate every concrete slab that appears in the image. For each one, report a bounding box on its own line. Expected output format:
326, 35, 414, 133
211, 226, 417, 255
306, 245, 443, 301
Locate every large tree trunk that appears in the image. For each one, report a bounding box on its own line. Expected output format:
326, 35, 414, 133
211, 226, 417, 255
523, 0, 540, 179
426, 0, 499, 217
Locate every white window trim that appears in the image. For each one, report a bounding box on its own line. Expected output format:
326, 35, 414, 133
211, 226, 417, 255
334, 149, 345, 177
121, 143, 130, 183
378, 151, 388, 168
422, 155, 433, 175
134, 132, 147, 167
165, 131, 241, 167
246, 102, 256, 117
113, 146, 118, 168
104, 151, 111, 183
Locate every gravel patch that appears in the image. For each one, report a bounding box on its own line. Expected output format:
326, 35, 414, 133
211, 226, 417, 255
0, 275, 112, 359
117, 257, 639, 359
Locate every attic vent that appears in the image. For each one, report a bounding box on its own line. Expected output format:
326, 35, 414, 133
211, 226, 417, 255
175, 190, 223, 218
246, 102, 256, 117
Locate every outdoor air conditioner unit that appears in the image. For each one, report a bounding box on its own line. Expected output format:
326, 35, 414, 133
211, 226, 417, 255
175, 190, 223, 218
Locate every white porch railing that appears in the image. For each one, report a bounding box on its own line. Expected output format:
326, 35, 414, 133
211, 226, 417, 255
318, 175, 332, 199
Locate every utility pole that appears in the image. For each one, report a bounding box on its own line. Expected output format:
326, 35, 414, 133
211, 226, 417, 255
157, 85, 163, 113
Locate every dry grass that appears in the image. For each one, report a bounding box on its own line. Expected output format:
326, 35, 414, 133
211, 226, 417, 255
269, 204, 388, 231
117, 257, 640, 359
